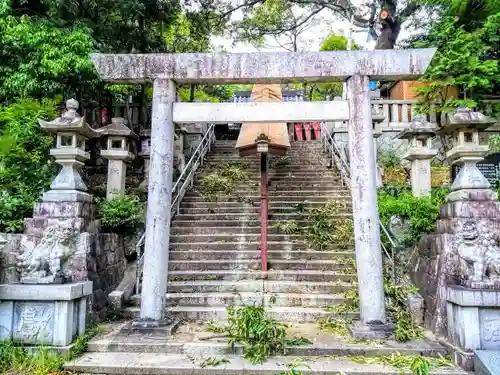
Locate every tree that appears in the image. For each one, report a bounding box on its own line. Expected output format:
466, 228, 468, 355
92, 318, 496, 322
411, 1, 500, 120
226, 0, 425, 50
234, 0, 324, 51
301, 34, 360, 100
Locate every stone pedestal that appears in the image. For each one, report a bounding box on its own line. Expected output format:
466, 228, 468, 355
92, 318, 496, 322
446, 285, 500, 371
0, 282, 92, 347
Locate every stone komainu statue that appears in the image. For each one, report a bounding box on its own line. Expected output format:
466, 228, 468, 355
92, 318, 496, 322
17, 225, 78, 283
457, 221, 500, 286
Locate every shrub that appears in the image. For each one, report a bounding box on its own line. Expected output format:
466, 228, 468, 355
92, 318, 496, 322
98, 195, 145, 233
378, 187, 449, 246
0, 98, 58, 232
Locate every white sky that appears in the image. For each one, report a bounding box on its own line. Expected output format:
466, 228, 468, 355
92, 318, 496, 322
211, 1, 420, 52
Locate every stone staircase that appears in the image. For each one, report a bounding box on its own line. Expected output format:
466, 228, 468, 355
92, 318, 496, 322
66, 140, 467, 375
127, 139, 356, 323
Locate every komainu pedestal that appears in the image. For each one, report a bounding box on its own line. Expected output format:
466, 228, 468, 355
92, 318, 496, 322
0, 282, 92, 347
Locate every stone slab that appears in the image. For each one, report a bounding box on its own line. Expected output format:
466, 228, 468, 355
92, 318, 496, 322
42, 190, 93, 203
475, 350, 500, 375
91, 48, 437, 83
64, 352, 466, 375
349, 320, 395, 340
0, 281, 93, 301
447, 286, 500, 307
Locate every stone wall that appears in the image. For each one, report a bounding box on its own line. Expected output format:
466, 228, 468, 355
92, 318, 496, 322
0, 234, 22, 284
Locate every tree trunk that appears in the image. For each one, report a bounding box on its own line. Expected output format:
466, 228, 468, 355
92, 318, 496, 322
374, 19, 400, 49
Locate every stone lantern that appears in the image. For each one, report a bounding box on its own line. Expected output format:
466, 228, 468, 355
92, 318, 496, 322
38, 98, 99, 201
437, 107, 496, 201
397, 116, 438, 196
138, 129, 151, 192
97, 117, 138, 198
372, 108, 385, 188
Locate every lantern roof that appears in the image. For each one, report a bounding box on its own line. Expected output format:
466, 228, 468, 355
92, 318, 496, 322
96, 117, 139, 140
397, 115, 437, 140
438, 107, 496, 134
38, 98, 99, 138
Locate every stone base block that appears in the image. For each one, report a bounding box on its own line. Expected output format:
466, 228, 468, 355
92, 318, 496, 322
0, 282, 92, 346
42, 190, 93, 203
349, 320, 394, 340
475, 350, 500, 375
446, 285, 500, 371
446, 188, 497, 202
122, 317, 181, 335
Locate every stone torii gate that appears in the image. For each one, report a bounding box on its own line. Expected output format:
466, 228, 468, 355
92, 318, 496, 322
92, 49, 436, 337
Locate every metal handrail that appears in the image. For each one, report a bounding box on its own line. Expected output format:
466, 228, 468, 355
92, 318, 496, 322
134, 123, 216, 295
320, 122, 397, 281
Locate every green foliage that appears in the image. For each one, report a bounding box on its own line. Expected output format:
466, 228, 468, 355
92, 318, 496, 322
98, 195, 145, 233
209, 304, 311, 364
344, 352, 453, 375
199, 357, 230, 368
200, 162, 250, 201
226, 304, 288, 364
414, 4, 500, 117
378, 188, 448, 247
384, 281, 424, 342
0, 325, 102, 375
306, 34, 360, 101
378, 150, 402, 169
0, 15, 97, 102
273, 200, 353, 250
322, 277, 424, 342
0, 99, 58, 232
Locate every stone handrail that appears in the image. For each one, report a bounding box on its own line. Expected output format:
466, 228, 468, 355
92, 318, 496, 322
320, 122, 397, 282
134, 123, 216, 295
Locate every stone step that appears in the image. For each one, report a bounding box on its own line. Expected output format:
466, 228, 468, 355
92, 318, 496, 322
168, 259, 352, 272
169, 250, 354, 261
173, 225, 356, 235
171, 217, 351, 227
132, 291, 347, 308
66, 352, 465, 375
169, 241, 352, 251
170, 223, 354, 235
127, 305, 357, 323
185, 191, 350, 198
179, 201, 352, 209
167, 270, 356, 283
181, 195, 351, 203
85, 328, 452, 358
166, 280, 354, 294
169, 233, 345, 243
178, 206, 352, 214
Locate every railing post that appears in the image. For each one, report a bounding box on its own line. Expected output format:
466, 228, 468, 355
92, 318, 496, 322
260, 152, 268, 272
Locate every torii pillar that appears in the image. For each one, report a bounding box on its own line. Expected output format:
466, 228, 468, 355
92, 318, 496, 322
91, 49, 436, 330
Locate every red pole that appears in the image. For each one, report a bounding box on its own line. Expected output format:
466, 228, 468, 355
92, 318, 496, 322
260, 152, 268, 272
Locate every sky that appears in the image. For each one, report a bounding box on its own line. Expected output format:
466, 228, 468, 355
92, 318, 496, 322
211, 1, 420, 53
